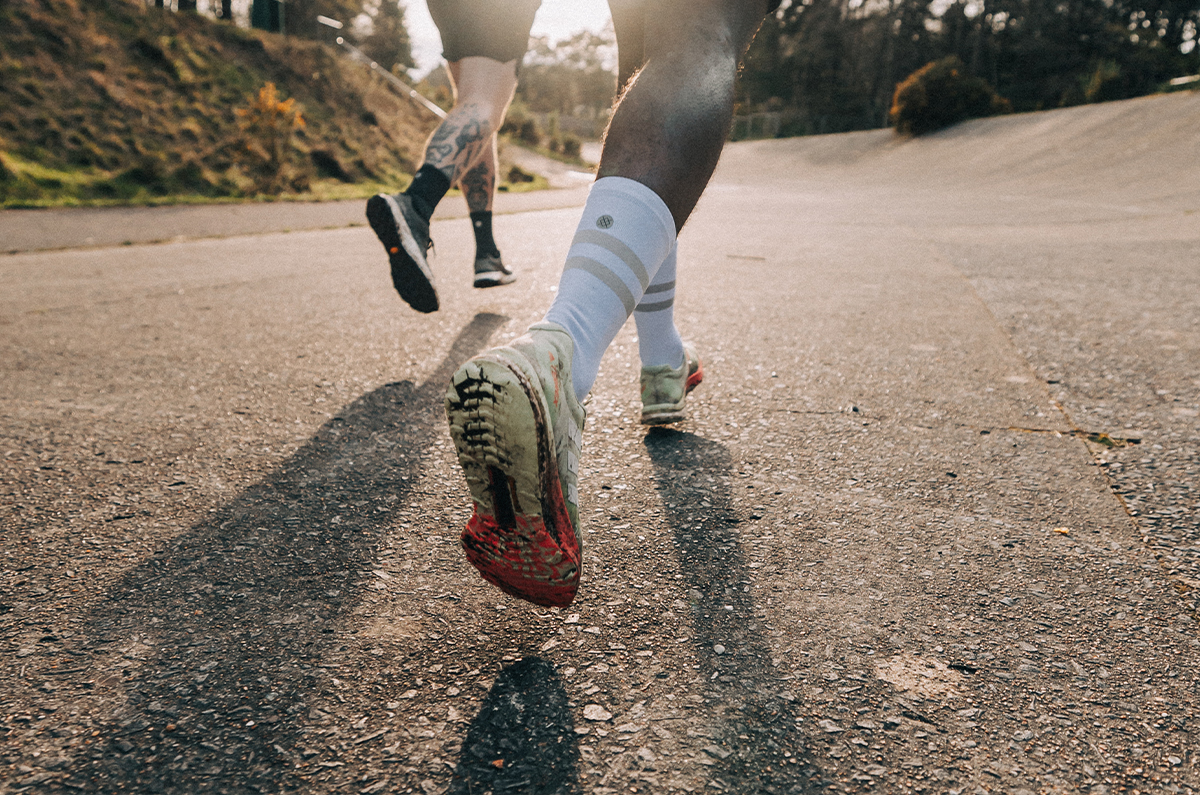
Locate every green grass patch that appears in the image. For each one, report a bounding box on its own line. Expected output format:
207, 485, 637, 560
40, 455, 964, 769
2, 148, 550, 209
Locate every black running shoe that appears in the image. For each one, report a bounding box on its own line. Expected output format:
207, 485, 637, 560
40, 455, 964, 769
366, 193, 438, 313
473, 253, 516, 288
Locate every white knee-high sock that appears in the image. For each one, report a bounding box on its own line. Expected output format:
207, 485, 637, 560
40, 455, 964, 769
633, 241, 685, 368
543, 177, 677, 401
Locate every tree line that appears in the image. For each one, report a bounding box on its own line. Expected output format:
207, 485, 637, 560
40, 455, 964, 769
153, 0, 1198, 138
739, 0, 1200, 135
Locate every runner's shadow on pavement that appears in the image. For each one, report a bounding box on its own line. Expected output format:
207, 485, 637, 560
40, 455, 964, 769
63, 313, 507, 794
645, 428, 818, 794
449, 657, 580, 794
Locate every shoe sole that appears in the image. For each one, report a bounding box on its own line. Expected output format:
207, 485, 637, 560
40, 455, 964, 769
446, 355, 580, 607
366, 194, 438, 313
473, 272, 517, 288
640, 361, 704, 425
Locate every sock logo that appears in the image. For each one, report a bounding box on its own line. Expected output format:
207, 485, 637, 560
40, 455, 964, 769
595, 215, 614, 230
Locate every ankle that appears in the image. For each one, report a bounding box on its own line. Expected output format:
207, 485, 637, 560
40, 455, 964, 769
405, 164, 451, 222
470, 210, 501, 258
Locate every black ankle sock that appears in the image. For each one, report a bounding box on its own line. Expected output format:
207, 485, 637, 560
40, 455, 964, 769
405, 165, 451, 222
470, 210, 501, 258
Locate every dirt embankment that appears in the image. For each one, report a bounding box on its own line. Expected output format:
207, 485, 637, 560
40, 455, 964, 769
0, 0, 439, 206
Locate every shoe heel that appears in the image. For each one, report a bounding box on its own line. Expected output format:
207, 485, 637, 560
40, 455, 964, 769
446, 348, 582, 607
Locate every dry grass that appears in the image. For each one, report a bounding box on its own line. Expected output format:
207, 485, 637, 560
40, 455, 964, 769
0, 0, 439, 206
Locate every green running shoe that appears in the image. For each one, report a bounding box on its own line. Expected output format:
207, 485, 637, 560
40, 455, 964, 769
640, 343, 703, 425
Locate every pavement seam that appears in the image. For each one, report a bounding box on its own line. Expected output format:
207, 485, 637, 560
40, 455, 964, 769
911, 225, 1200, 630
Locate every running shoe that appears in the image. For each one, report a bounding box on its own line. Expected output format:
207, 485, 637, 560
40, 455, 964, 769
365, 192, 438, 313
640, 343, 704, 425
445, 322, 586, 607
473, 253, 516, 288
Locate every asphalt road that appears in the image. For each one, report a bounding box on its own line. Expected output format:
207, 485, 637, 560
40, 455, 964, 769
2, 91, 1198, 795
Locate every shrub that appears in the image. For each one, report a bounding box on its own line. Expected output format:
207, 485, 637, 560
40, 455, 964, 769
499, 100, 541, 147
560, 133, 581, 158
236, 82, 306, 193
516, 119, 541, 146
171, 158, 218, 195
311, 149, 352, 182
506, 164, 534, 184
890, 57, 1011, 136
1085, 60, 1124, 104
118, 155, 172, 195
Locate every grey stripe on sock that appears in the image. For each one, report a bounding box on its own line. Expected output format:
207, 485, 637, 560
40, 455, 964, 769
643, 280, 676, 294
571, 229, 650, 291
634, 297, 674, 313
565, 256, 636, 315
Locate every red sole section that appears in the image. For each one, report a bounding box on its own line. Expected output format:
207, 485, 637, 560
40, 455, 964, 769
460, 477, 581, 608
686, 361, 704, 393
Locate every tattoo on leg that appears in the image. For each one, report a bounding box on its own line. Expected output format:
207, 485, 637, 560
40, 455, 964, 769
424, 124, 457, 167
423, 104, 493, 184
461, 157, 495, 214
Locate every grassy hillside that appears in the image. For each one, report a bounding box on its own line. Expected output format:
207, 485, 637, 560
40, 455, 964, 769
0, 0, 440, 207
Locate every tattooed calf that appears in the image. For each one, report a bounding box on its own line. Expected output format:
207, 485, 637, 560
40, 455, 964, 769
424, 104, 494, 184
461, 156, 495, 213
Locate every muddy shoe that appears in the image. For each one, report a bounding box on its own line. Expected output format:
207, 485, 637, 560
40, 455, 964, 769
445, 322, 585, 607
640, 343, 703, 425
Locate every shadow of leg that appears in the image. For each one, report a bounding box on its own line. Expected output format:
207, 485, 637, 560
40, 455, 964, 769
58, 313, 507, 793
645, 427, 818, 794
450, 657, 580, 794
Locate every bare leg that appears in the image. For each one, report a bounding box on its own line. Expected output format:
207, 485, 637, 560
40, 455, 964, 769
417, 57, 514, 286
455, 119, 512, 285
599, 0, 770, 231
609, 0, 647, 92
444, 1, 773, 607
461, 130, 514, 286
424, 57, 517, 186
459, 133, 498, 214
366, 57, 517, 312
